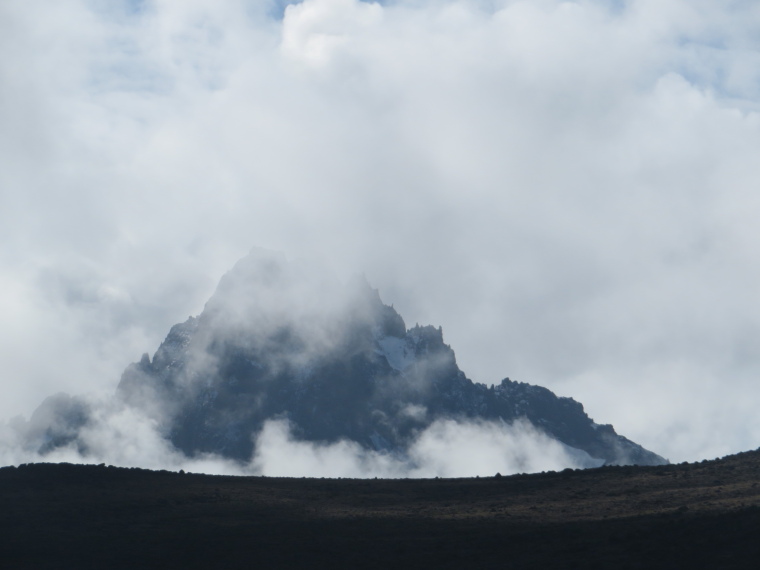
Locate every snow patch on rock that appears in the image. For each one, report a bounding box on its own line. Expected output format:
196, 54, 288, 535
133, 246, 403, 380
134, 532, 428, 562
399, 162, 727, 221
376, 336, 416, 372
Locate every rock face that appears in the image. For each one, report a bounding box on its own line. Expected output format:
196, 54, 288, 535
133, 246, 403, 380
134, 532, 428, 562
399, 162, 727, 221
117, 249, 666, 467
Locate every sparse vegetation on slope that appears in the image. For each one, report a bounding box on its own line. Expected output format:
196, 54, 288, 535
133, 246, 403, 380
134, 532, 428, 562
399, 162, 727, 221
2, 450, 759, 568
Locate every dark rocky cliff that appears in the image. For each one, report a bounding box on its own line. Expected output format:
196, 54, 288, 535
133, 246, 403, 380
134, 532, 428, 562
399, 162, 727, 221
116, 248, 666, 466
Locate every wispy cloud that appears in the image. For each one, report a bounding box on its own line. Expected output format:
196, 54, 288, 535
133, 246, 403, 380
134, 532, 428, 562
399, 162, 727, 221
1, 397, 590, 477
2, 0, 760, 465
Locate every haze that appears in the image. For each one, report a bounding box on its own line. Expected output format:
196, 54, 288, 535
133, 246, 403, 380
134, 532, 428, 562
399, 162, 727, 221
2, 0, 760, 466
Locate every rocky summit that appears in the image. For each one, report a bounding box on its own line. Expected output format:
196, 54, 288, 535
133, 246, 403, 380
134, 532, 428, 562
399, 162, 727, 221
115, 248, 666, 467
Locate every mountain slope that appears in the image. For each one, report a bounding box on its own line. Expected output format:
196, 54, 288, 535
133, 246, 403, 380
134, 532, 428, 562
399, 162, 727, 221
116, 248, 666, 467
3, 449, 759, 568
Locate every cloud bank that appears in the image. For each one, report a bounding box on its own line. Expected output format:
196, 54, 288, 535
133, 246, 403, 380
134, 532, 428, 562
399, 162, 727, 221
0, 395, 591, 477
3, 0, 760, 466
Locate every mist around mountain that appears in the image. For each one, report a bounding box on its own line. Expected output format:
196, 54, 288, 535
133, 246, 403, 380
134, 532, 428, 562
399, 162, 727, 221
0, 249, 666, 476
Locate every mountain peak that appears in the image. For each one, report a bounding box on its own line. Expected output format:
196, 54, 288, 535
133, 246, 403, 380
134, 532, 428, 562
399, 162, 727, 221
19, 251, 666, 472
113, 252, 666, 467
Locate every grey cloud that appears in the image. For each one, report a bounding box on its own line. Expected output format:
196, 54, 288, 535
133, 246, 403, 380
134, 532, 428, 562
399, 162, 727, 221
2, 0, 760, 467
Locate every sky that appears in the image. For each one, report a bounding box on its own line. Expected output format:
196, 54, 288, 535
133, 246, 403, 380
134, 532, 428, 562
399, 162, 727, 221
2, 0, 760, 467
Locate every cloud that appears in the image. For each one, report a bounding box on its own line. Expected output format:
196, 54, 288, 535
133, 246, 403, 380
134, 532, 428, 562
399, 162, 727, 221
1, 395, 590, 477
2, 0, 760, 467
406, 418, 599, 477
251, 417, 594, 478
0, 393, 246, 475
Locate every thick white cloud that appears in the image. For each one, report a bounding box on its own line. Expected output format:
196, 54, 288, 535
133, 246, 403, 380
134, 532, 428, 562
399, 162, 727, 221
0, 396, 245, 474
2, 0, 760, 466
252, 417, 591, 477
0, 401, 587, 477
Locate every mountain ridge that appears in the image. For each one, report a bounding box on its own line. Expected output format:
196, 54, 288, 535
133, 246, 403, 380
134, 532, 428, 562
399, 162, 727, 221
115, 248, 666, 468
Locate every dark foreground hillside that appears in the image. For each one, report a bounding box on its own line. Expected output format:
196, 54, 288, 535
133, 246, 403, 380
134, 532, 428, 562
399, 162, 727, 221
2, 451, 760, 569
